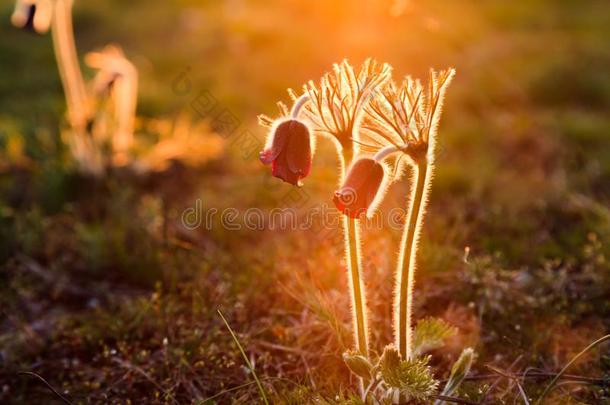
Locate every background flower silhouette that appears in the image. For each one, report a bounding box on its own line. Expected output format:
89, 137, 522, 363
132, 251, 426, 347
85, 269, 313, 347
0, 1, 609, 403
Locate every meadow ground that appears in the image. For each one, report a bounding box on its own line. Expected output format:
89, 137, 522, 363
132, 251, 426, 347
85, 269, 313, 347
0, 0, 609, 403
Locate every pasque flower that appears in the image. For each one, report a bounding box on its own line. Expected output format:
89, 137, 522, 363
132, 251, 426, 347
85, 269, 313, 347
258, 61, 392, 393
259, 119, 312, 186
334, 157, 387, 219
360, 69, 456, 360
259, 94, 313, 186
258, 65, 472, 401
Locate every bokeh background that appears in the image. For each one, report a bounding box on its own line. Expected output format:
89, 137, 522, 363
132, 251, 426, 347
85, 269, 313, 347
1, 0, 609, 403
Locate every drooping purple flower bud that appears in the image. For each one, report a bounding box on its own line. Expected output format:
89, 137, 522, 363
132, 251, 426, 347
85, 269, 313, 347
260, 119, 312, 187
334, 158, 385, 218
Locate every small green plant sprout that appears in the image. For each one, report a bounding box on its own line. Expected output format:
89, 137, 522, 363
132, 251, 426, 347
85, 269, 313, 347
434, 347, 475, 405
362, 68, 456, 361
412, 317, 457, 358
354, 317, 471, 404
343, 350, 375, 381
379, 345, 439, 402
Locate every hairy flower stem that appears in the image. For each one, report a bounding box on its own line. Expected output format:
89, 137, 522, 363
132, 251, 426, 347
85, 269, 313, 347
340, 148, 369, 392
344, 216, 368, 356
396, 160, 431, 360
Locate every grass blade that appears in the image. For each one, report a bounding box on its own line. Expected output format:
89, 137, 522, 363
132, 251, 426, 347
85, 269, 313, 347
536, 334, 610, 404
217, 309, 269, 405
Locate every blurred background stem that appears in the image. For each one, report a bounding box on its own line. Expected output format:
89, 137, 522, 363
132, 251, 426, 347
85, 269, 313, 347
51, 0, 89, 131
51, 0, 104, 174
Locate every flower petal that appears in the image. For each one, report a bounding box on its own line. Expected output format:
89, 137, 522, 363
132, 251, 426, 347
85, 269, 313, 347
272, 149, 301, 186
334, 158, 384, 218
260, 120, 290, 164
285, 120, 311, 177
259, 148, 275, 165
